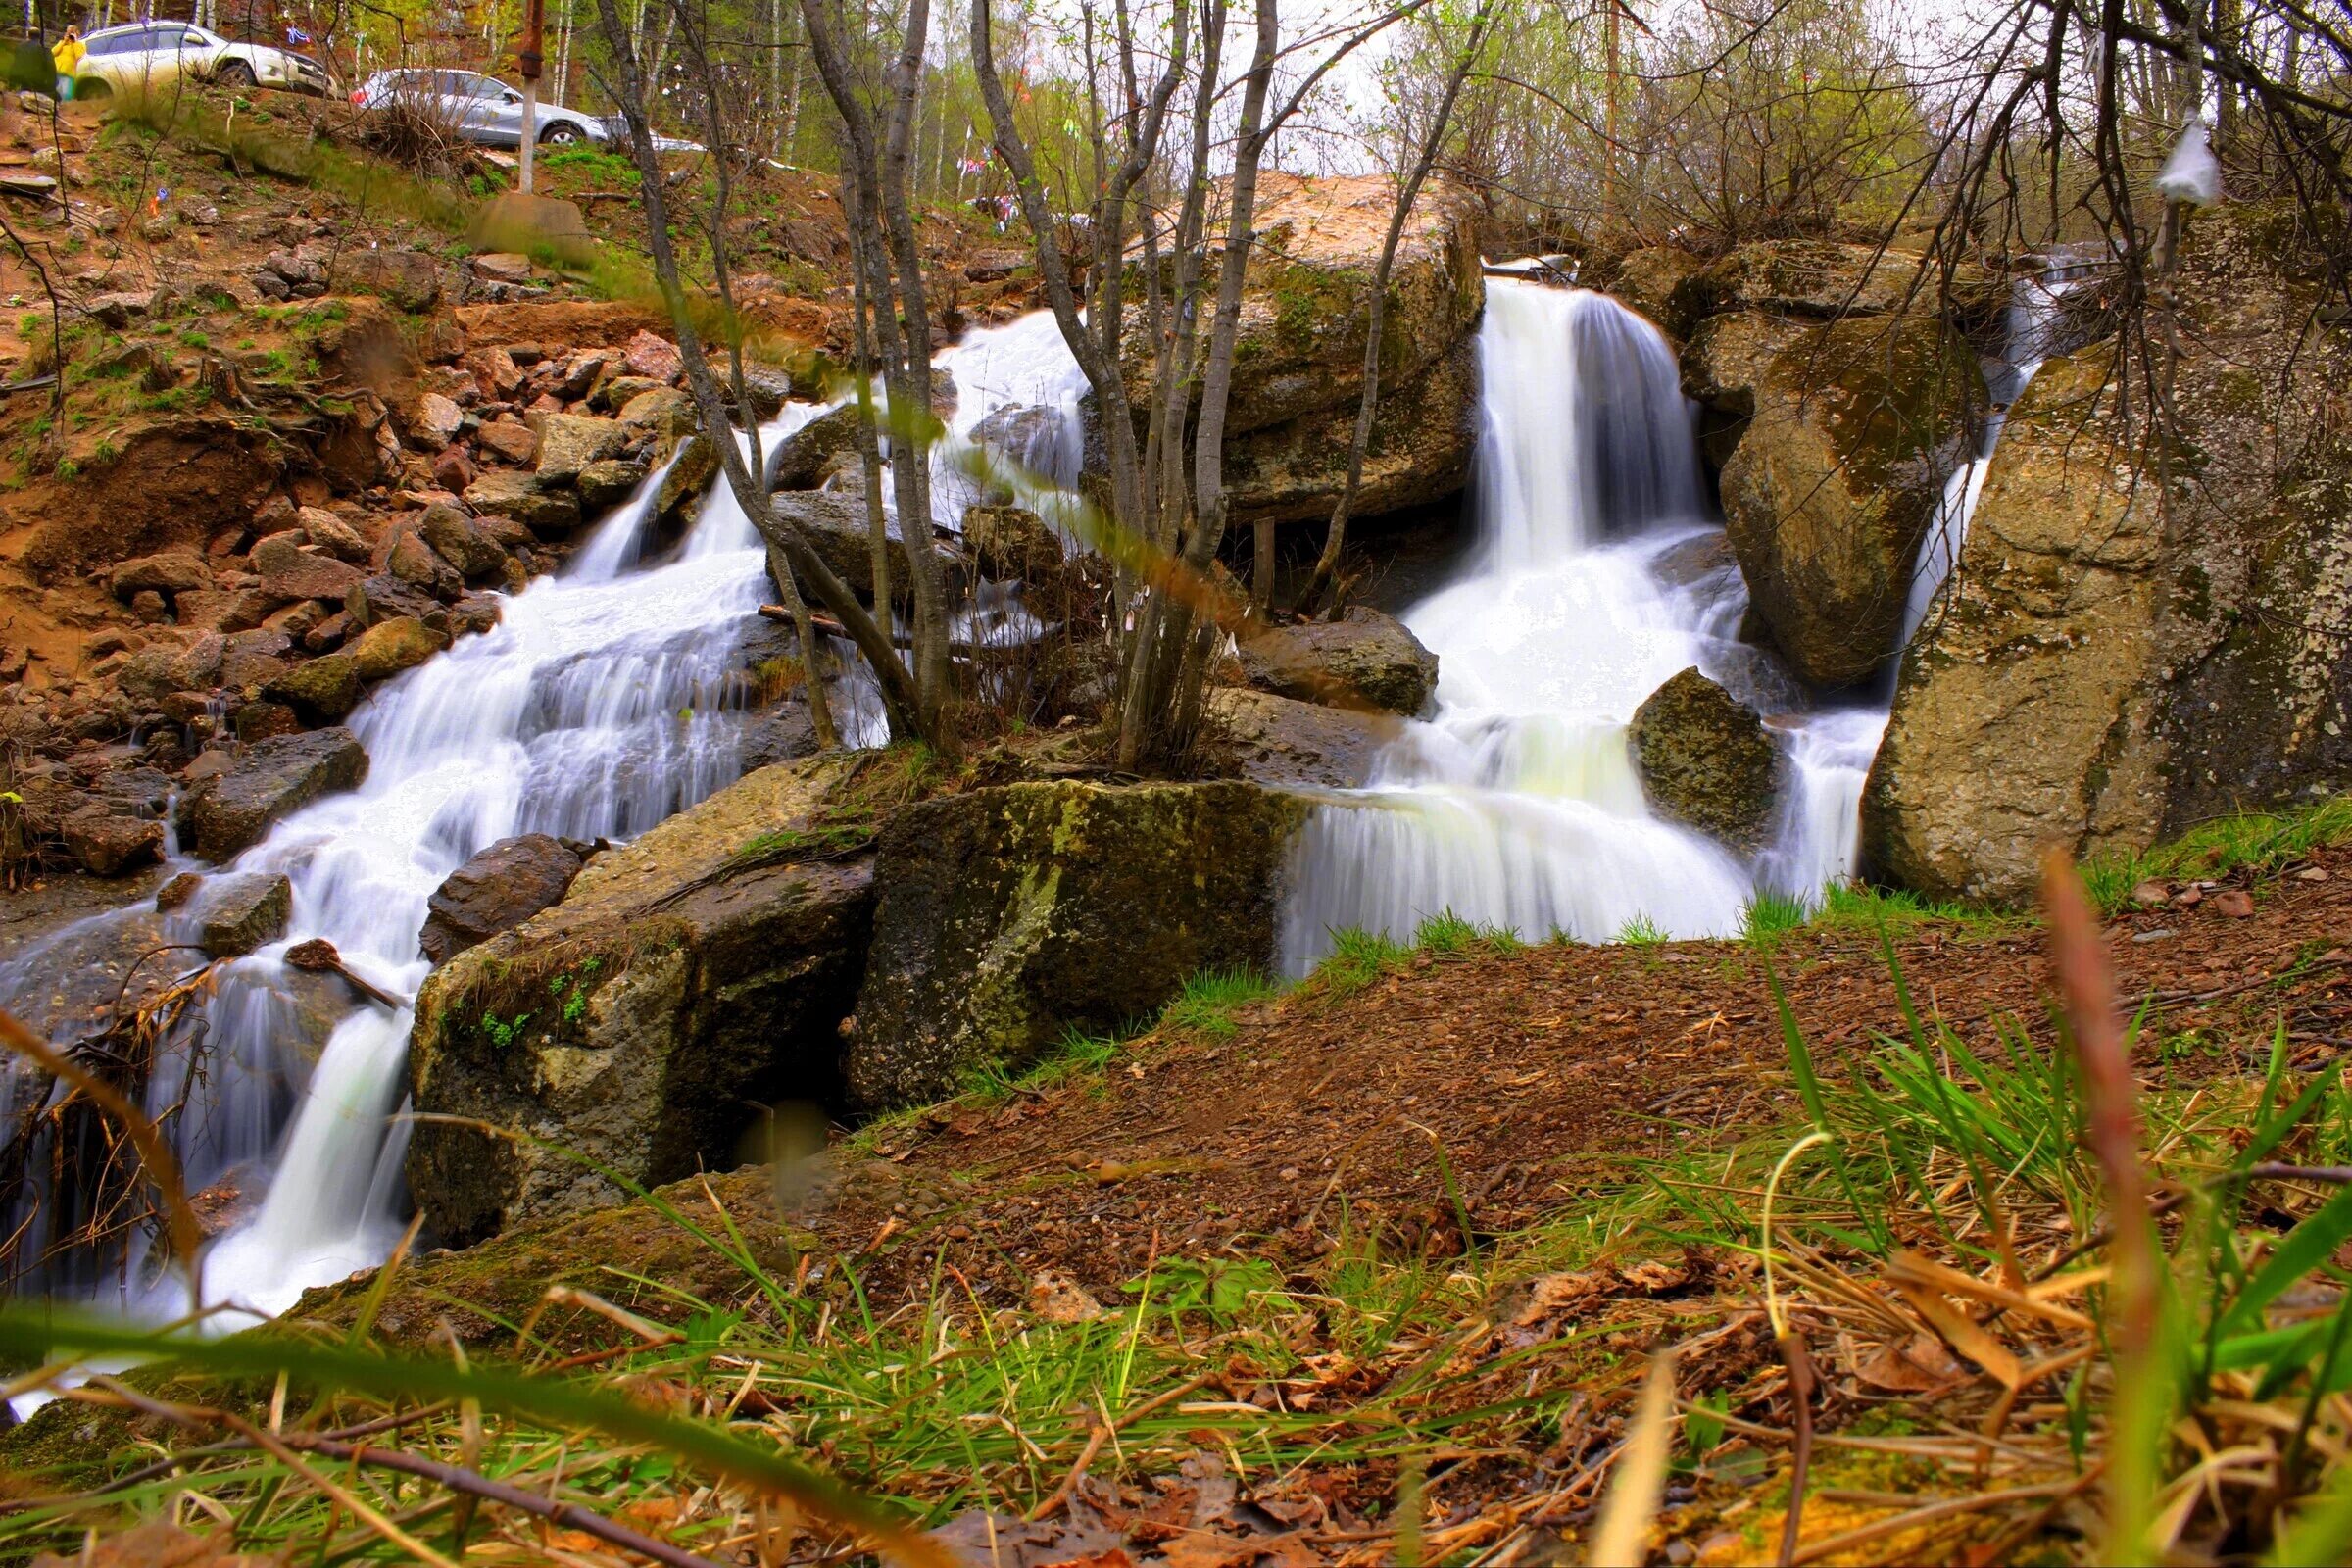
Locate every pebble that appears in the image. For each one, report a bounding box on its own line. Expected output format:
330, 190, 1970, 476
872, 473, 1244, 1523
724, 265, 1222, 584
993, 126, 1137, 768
2133, 928, 2176, 943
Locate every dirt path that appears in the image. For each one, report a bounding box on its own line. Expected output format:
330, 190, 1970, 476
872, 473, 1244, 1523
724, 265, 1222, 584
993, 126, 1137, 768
328, 848, 2352, 1346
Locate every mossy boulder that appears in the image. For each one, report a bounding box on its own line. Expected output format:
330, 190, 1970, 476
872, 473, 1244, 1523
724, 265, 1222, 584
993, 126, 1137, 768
1864, 204, 2352, 903
1628, 668, 1782, 853
847, 781, 1308, 1107
405, 751, 906, 1244
1718, 314, 1985, 687
1201, 687, 1397, 789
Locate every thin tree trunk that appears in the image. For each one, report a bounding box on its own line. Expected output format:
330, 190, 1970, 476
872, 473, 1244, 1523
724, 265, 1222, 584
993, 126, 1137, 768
1296, 0, 1489, 621
590, 0, 920, 743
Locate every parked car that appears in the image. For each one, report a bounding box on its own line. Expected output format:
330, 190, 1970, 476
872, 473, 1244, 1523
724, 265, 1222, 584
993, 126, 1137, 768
353, 69, 611, 147
73, 21, 334, 99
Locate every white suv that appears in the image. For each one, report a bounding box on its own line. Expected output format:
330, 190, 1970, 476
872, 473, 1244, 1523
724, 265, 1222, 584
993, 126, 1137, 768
73, 22, 335, 101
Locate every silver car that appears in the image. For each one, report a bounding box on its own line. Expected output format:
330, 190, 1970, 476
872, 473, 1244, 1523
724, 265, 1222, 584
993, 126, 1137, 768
353, 69, 610, 147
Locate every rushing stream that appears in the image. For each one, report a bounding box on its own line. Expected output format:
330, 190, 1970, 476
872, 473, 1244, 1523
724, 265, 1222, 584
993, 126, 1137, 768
2, 267, 2061, 1348
0, 320, 1081, 1337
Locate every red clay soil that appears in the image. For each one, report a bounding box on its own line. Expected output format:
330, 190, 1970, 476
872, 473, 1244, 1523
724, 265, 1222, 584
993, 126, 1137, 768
796, 851, 2352, 1311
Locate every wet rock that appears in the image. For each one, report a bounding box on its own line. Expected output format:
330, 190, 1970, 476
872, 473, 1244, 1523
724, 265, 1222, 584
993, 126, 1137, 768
769, 403, 865, 491
387, 529, 464, 598
530, 413, 625, 485
1680, 310, 1811, 470
653, 431, 721, 528
1237, 606, 1439, 715
219, 627, 296, 691
194, 870, 293, 957
1107, 172, 1484, 525
1670, 240, 1987, 324
176, 727, 368, 860
346, 615, 448, 680
771, 488, 884, 598
1862, 209, 2352, 903
576, 457, 649, 514
231, 701, 303, 742
448, 593, 504, 637
1602, 245, 1708, 337
417, 833, 584, 964
1718, 314, 1984, 687
431, 446, 476, 494
264, 650, 364, 722
464, 470, 581, 537
346, 572, 445, 629
1628, 667, 1781, 853
61, 811, 164, 876
967, 403, 1066, 489
618, 387, 699, 457
1202, 686, 1396, 789
407, 753, 882, 1243
848, 780, 1307, 1107
419, 505, 509, 580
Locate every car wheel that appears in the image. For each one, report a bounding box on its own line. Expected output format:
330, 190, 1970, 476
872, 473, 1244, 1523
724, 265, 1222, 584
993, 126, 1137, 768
217, 59, 256, 88
539, 120, 584, 145
74, 76, 111, 100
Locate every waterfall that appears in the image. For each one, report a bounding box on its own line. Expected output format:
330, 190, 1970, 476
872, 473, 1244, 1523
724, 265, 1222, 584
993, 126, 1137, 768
1279, 280, 1880, 970
0, 335, 1080, 1336
1901, 266, 2085, 642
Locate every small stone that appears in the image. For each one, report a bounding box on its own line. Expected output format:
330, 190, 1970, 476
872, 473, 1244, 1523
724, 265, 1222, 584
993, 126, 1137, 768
530, 412, 625, 484
476, 417, 539, 465
110, 549, 213, 601
408, 391, 466, 450
623, 329, 684, 383
2131, 879, 2172, 907
2174, 886, 2205, 907
155, 870, 204, 910
128, 589, 168, 622
2212, 889, 2255, 918
299, 508, 373, 564
471, 252, 534, 284
195, 870, 294, 956
251, 534, 366, 607
346, 572, 445, 629
2296, 866, 2331, 882
62, 811, 164, 876
419, 505, 509, 580
575, 457, 649, 514
387, 529, 464, 598
417, 833, 584, 963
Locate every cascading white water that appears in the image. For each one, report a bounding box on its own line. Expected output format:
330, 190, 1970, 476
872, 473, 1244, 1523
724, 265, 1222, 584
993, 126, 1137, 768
1901, 270, 2079, 641
1279, 279, 1882, 970
0, 331, 1076, 1332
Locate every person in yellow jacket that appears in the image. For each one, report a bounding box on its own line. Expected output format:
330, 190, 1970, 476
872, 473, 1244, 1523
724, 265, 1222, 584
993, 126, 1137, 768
50, 26, 83, 99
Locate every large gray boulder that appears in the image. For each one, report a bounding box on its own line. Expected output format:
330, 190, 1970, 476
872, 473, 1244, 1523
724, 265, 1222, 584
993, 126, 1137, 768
1863, 205, 2352, 902
406, 754, 886, 1244
1237, 606, 1439, 715
847, 780, 1307, 1107
1716, 314, 1984, 688
1628, 668, 1782, 853
175, 728, 368, 861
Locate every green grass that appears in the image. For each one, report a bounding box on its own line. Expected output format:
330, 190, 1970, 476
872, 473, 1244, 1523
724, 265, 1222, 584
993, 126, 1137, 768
2082, 793, 2352, 916
1614, 912, 1668, 946
1411, 908, 1523, 956
1739, 889, 1811, 947
1158, 966, 1278, 1040
1311, 926, 1412, 997
1810, 879, 2013, 933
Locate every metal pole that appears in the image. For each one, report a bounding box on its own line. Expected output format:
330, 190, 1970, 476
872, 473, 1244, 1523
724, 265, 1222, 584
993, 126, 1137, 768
516, 0, 543, 193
